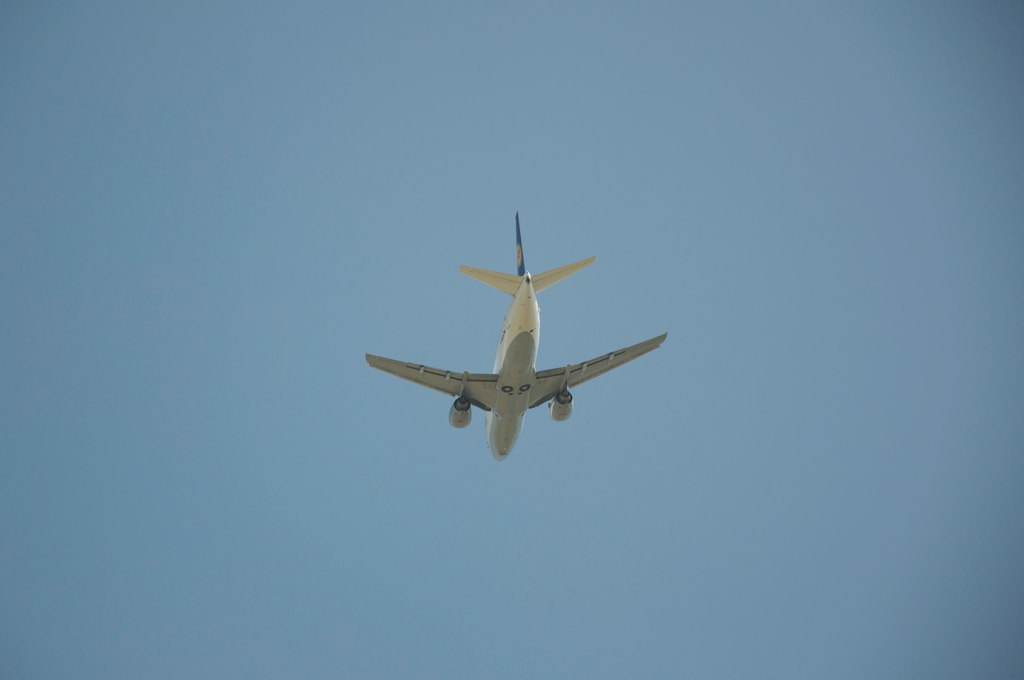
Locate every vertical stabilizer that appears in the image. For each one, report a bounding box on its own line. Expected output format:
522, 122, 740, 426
515, 212, 526, 275
460, 213, 593, 294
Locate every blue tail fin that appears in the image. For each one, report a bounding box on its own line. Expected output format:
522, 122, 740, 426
515, 212, 526, 275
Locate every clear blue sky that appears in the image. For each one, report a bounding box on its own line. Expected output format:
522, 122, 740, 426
3, 2, 1022, 678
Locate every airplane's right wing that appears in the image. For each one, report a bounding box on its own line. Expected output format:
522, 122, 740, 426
528, 332, 668, 408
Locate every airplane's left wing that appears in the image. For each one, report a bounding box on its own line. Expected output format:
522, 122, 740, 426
528, 332, 668, 409
365, 354, 499, 412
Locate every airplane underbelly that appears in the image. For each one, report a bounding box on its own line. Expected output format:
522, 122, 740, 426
495, 331, 536, 413
488, 331, 536, 459
489, 413, 524, 459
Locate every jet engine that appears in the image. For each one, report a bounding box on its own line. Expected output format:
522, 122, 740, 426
449, 397, 472, 428
548, 390, 573, 421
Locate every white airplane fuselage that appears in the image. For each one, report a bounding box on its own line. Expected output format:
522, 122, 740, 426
485, 273, 540, 460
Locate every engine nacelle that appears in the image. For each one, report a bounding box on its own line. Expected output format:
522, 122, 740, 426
449, 397, 472, 428
548, 390, 573, 421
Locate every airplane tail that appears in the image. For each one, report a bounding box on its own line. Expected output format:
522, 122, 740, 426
515, 212, 526, 276
531, 256, 596, 292
459, 213, 595, 294
458, 265, 522, 294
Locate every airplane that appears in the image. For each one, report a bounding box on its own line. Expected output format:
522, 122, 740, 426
365, 213, 667, 461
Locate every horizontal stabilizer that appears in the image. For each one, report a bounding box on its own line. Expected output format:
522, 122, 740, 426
459, 265, 522, 295
531, 256, 595, 292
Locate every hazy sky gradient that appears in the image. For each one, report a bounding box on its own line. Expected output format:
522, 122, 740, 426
3, 2, 1023, 678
